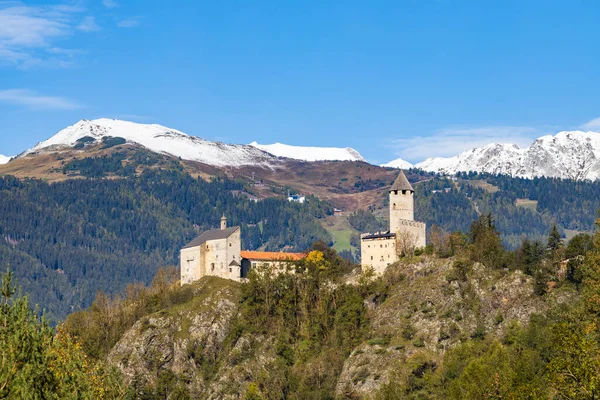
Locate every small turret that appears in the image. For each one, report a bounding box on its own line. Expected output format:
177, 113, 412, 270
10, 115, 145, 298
221, 214, 227, 230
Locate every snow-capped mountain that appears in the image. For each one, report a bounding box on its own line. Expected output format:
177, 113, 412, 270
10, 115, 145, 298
22, 119, 277, 168
0, 155, 11, 164
380, 158, 413, 169
249, 142, 365, 162
415, 130, 600, 180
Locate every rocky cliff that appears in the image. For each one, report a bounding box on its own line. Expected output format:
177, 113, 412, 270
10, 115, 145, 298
104, 257, 571, 399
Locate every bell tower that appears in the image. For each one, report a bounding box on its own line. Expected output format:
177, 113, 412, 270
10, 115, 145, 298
221, 214, 227, 230
389, 170, 414, 233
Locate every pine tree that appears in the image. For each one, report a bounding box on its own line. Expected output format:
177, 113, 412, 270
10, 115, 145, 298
547, 224, 563, 254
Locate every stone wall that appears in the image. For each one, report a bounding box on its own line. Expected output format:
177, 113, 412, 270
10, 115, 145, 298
226, 230, 242, 280
390, 190, 414, 232
360, 235, 398, 275
180, 246, 203, 285
396, 219, 426, 249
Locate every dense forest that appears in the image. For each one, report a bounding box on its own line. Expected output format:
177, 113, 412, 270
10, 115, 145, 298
0, 170, 331, 321
414, 171, 600, 249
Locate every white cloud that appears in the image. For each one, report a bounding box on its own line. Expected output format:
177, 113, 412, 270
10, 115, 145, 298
0, 89, 81, 110
581, 117, 600, 131
0, 2, 86, 67
389, 126, 539, 163
47, 47, 84, 57
77, 16, 99, 32
102, 0, 117, 8
117, 16, 141, 28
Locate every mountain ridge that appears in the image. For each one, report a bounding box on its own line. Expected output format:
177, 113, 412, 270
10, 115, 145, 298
22, 118, 278, 168
9, 118, 600, 181
415, 130, 600, 180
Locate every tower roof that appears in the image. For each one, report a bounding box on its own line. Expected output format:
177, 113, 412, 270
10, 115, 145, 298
390, 170, 414, 192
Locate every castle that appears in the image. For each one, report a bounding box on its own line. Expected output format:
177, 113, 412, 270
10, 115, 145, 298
180, 215, 304, 285
360, 170, 426, 274
181, 170, 424, 284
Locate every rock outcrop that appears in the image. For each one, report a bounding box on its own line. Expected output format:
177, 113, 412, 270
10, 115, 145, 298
106, 259, 569, 398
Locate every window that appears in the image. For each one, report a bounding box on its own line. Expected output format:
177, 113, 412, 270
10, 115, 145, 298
370, 256, 373, 260
211, 263, 215, 271
229, 243, 232, 247
229, 268, 232, 272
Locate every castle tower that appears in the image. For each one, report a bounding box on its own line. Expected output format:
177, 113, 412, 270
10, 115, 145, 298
221, 214, 227, 230
389, 170, 414, 233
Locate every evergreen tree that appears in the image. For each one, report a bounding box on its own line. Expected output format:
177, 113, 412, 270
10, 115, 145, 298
547, 224, 563, 255
0, 269, 124, 398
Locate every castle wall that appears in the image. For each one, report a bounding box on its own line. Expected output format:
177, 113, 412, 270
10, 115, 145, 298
396, 219, 427, 251
226, 230, 242, 280
390, 190, 414, 233
244, 260, 296, 276
360, 235, 398, 275
180, 246, 203, 285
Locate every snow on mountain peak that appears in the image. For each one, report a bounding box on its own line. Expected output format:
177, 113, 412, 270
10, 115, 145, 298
23, 119, 277, 168
249, 141, 365, 162
0, 155, 12, 165
380, 157, 413, 169
414, 130, 600, 180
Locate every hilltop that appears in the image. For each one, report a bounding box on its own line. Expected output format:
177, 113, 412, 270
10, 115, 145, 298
61, 248, 578, 399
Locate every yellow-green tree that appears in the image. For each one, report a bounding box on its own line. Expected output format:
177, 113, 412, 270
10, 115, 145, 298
0, 269, 125, 399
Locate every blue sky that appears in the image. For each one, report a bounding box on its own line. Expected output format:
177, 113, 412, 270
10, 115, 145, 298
1, 0, 600, 164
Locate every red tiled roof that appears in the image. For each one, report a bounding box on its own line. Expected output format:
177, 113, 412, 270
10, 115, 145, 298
240, 251, 306, 261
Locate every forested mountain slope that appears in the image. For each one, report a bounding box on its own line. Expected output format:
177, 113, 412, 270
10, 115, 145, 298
3, 143, 600, 321
0, 170, 331, 321
414, 171, 600, 248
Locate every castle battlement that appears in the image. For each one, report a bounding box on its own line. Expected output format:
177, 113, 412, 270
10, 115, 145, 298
396, 219, 426, 229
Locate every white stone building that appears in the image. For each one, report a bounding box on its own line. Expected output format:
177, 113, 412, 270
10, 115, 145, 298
180, 216, 242, 284
361, 170, 426, 274
180, 216, 305, 285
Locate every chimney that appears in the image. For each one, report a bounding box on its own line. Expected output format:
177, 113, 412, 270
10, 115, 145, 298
221, 214, 227, 230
